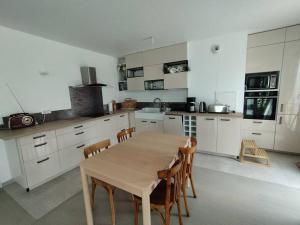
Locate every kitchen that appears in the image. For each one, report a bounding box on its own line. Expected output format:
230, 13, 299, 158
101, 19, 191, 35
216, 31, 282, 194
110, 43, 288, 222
1, 1, 300, 225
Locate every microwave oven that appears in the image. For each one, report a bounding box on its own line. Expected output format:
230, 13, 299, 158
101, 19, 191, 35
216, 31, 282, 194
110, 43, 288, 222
245, 71, 279, 91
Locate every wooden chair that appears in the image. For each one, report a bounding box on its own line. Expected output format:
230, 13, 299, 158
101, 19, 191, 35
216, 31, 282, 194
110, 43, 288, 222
83, 139, 116, 225
179, 137, 197, 217
133, 156, 184, 225
117, 127, 136, 143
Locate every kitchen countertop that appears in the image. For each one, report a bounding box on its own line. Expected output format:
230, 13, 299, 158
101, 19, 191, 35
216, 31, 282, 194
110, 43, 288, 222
0, 109, 134, 141
165, 111, 243, 118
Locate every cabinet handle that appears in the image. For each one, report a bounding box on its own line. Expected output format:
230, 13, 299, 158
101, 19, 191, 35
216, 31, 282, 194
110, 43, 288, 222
104, 119, 110, 122
141, 120, 147, 123
33, 134, 46, 139
75, 131, 84, 135
220, 119, 230, 121
37, 157, 50, 164
74, 125, 83, 129
252, 133, 262, 136
168, 117, 176, 120
280, 104, 284, 113
253, 121, 262, 124
34, 142, 47, 148
150, 121, 157, 124
279, 116, 283, 125
120, 115, 125, 117
205, 118, 215, 120
77, 144, 85, 149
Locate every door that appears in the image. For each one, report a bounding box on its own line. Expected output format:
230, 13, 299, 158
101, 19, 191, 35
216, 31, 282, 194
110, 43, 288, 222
217, 118, 241, 156
127, 77, 145, 91
274, 115, 300, 153
278, 40, 300, 115
197, 116, 217, 152
163, 115, 183, 135
246, 43, 284, 73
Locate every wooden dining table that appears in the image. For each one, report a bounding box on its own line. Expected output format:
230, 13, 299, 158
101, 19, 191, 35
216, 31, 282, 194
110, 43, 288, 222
80, 132, 189, 225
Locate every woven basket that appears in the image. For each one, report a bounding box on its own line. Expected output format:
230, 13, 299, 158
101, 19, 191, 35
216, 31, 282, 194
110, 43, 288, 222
122, 98, 137, 109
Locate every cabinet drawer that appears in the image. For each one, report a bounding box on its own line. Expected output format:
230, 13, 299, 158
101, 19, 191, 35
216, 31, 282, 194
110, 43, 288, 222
24, 152, 61, 188
241, 130, 275, 149
21, 137, 58, 162
55, 121, 95, 136
241, 119, 276, 132
136, 119, 163, 133
59, 142, 86, 171
18, 130, 56, 147
56, 126, 98, 149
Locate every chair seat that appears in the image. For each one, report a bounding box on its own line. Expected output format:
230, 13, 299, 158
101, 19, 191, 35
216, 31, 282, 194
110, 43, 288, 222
134, 180, 175, 205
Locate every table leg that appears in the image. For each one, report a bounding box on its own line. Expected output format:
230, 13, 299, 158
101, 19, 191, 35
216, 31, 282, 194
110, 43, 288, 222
142, 192, 151, 225
80, 167, 94, 225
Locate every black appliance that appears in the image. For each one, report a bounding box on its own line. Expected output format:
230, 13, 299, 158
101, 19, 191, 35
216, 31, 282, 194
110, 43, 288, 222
199, 102, 207, 113
244, 91, 278, 120
69, 86, 104, 117
8, 113, 35, 129
187, 97, 196, 112
245, 71, 279, 91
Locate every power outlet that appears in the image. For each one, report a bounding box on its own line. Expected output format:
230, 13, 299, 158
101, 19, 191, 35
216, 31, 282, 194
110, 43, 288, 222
42, 110, 52, 115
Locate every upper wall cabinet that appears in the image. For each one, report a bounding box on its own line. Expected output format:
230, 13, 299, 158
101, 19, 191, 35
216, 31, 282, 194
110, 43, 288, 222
143, 48, 165, 66
125, 52, 144, 69
144, 64, 164, 80
247, 28, 286, 48
286, 25, 300, 42
163, 43, 187, 63
127, 77, 145, 91
246, 43, 284, 73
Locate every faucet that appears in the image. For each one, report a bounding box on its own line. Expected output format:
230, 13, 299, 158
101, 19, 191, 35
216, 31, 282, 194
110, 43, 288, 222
153, 98, 162, 111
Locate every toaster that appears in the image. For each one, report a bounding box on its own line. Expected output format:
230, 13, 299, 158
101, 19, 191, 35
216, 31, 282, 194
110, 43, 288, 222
207, 104, 230, 114
8, 113, 35, 129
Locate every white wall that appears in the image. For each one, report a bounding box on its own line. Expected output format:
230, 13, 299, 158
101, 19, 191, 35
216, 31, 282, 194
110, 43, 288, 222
188, 31, 248, 112
0, 140, 10, 186
0, 25, 119, 124
120, 89, 188, 102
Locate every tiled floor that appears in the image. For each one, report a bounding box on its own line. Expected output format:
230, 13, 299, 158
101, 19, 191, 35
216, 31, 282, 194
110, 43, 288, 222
194, 151, 300, 189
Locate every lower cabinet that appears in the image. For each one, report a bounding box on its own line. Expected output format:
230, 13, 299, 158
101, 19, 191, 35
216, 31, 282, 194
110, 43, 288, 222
274, 115, 300, 153
217, 117, 241, 156
136, 119, 163, 133
197, 116, 218, 153
163, 115, 183, 135
241, 130, 275, 149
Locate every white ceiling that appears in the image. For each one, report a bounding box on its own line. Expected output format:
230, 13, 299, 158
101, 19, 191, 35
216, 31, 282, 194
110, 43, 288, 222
0, 0, 300, 56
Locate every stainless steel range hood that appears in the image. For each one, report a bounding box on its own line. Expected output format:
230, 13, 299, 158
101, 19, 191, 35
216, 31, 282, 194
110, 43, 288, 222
80, 66, 107, 86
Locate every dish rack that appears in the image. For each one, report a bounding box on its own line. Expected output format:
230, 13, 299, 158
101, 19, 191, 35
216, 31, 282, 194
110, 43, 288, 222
183, 115, 197, 137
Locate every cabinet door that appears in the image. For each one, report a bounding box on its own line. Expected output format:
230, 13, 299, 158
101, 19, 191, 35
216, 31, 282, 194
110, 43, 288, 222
115, 113, 129, 132
247, 28, 286, 48
241, 119, 276, 132
217, 118, 241, 156
274, 115, 300, 153
163, 43, 187, 63
127, 77, 145, 91
286, 25, 300, 42
144, 64, 164, 80
97, 117, 117, 143
128, 112, 136, 128
163, 115, 183, 135
148, 120, 163, 132
143, 48, 165, 66
241, 130, 275, 150
278, 40, 300, 115
125, 52, 143, 69
135, 119, 150, 133
197, 116, 217, 152
246, 44, 284, 73
164, 72, 188, 89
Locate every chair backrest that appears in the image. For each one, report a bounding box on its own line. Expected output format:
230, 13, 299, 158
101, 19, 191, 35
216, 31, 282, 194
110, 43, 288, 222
157, 156, 183, 207
179, 138, 197, 180
84, 139, 111, 159
117, 127, 136, 143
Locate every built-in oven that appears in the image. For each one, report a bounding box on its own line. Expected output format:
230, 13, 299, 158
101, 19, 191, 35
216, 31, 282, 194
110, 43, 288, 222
244, 91, 278, 120
245, 71, 279, 91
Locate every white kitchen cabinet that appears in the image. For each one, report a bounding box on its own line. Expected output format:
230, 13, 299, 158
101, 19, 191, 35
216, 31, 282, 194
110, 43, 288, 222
97, 117, 117, 144
144, 64, 164, 80
241, 119, 276, 132
135, 119, 163, 133
246, 43, 284, 73
278, 40, 300, 115
127, 77, 145, 91
128, 111, 136, 128
274, 115, 300, 153
163, 115, 183, 135
241, 130, 275, 150
125, 52, 143, 69
286, 25, 300, 42
197, 116, 218, 153
143, 48, 165, 66
115, 113, 129, 132
217, 117, 241, 156
164, 72, 188, 89
247, 28, 286, 48
163, 43, 187, 63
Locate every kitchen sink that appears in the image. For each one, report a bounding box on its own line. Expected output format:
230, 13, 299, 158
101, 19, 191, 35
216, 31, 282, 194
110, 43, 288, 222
135, 108, 165, 120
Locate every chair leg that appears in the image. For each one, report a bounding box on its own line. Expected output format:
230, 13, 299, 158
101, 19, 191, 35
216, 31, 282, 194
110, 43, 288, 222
182, 186, 190, 217
133, 200, 139, 225
176, 199, 183, 225
165, 207, 171, 225
91, 182, 96, 208
189, 174, 197, 198
107, 188, 116, 225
